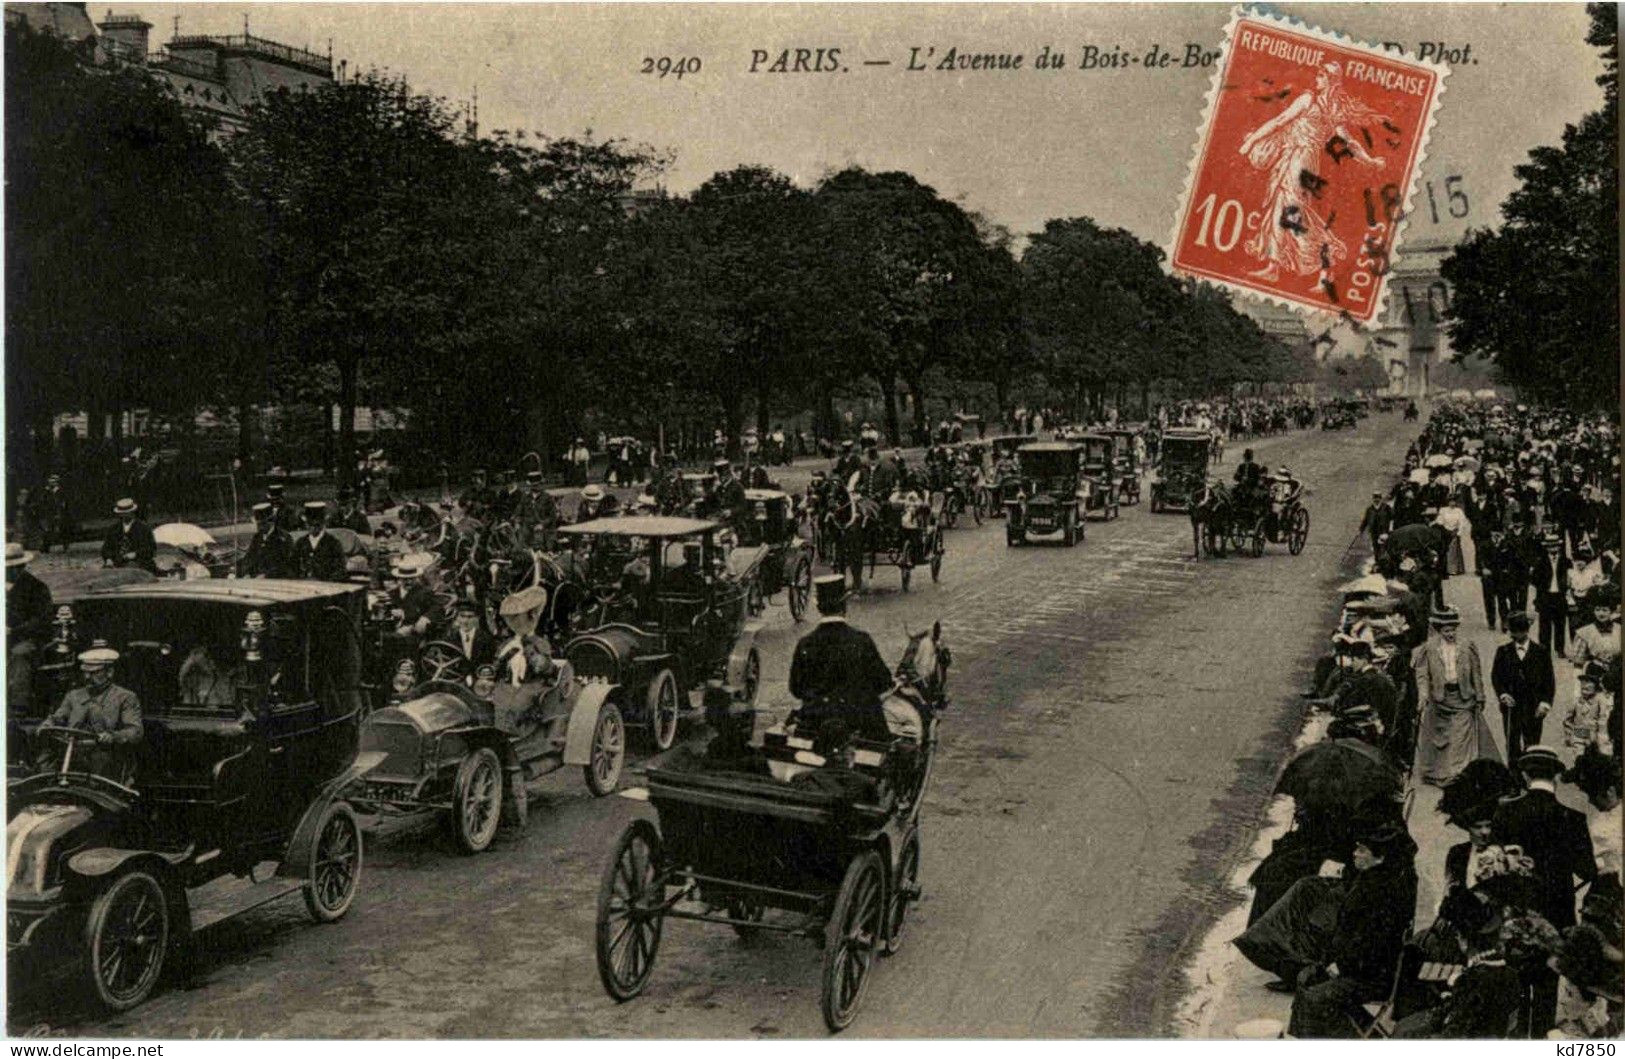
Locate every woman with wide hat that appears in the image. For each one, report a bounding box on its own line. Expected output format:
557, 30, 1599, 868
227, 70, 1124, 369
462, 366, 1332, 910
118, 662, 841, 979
1414, 603, 1502, 785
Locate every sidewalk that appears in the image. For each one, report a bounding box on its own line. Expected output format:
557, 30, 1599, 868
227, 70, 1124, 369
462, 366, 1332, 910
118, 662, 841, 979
1179, 570, 1595, 1038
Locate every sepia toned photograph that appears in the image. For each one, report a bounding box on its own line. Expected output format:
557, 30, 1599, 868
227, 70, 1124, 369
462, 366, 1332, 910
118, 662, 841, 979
2, 0, 1619, 1042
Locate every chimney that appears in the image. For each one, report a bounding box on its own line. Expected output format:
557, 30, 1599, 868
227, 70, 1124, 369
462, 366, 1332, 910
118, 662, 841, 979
97, 11, 150, 63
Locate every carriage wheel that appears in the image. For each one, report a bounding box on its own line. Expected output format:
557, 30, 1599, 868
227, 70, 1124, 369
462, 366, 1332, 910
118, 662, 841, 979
645, 670, 681, 751
930, 537, 944, 581
1250, 519, 1266, 558
304, 801, 363, 921
446, 747, 503, 854
1288, 508, 1310, 556
596, 820, 665, 1002
941, 496, 958, 530
83, 870, 170, 1012
1227, 517, 1250, 555
788, 556, 813, 622
739, 648, 761, 707
821, 850, 885, 1031
970, 490, 984, 525
583, 699, 626, 796
882, 832, 921, 957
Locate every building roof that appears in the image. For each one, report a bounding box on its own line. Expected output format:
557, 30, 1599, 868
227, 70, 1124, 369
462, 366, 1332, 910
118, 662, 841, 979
559, 516, 718, 538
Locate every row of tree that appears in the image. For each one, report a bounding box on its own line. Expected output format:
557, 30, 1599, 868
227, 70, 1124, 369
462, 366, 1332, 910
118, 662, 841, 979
6, 21, 1305, 485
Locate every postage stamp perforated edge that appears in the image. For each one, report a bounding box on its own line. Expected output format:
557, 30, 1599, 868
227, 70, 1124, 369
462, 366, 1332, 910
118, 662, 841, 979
1165, 5, 1451, 327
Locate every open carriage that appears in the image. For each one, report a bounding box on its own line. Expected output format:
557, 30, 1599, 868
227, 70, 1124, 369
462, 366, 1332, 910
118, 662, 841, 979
730, 489, 815, 621
594, 625, 949, 1032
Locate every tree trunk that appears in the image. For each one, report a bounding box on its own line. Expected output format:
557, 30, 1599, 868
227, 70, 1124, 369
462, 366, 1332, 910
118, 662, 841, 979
818, 380, 837, 442
908, 375, 930, 443
879, 377, 901, 446
993, 376, 1009, 421
721, 390, 745, 458
755, 369, 772, 438
337, 357, 358, 489
320, 402, 335, 478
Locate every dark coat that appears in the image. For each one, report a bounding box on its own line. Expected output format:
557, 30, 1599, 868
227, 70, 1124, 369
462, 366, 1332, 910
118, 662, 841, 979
6, 568, 54, 643
1528, 550, 1571, 601
237, 527, 294, 579
439, 622, 497, 668
334, 506, 372, 535
1444, 840, 1472, 891
788, 619, 894, 742
1336, 666, 1399, 737
1329, 857, 1418, 983
291, 530, 348, 583
99, 519, 157, 573
1491, 787, 1595, 928
1490, 639, 1556, 717
1358, 502, 1394, 542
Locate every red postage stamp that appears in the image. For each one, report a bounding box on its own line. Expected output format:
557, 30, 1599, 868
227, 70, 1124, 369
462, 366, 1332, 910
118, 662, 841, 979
1169, 10, 1447, 323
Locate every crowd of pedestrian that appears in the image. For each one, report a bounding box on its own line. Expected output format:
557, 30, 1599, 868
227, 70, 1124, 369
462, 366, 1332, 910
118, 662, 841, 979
1234, 399, 1621, 1039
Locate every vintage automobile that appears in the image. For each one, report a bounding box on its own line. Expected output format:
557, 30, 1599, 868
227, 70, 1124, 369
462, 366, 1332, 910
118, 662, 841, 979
1076, 434, 1123, 521
1149, 428, 1213, 513
347, 667, 626, 854
557, 517, 762, 751
595, 622, 950, 1032
983, 434, 1036, 517
730, 488, 815, 621
1102, 428, 1143, 505
7, 580, 378, 1013
1005, 443, 1088, 547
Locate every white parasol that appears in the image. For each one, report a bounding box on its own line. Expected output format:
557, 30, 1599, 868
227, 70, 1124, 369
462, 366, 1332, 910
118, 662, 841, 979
153, 523, 217, 549
1424, 454, 1454, 469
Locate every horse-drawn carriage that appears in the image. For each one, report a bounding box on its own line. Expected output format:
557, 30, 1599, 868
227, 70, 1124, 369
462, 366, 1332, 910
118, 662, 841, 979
1076, 434, 1123, 521
982, 434, 1036, 518
1190, 480, 1310, 558
557, 518, 762, 751
1005, 443, 1088, 547
822, 485, 945, 593
1102, 428, 1143, 505
7, 581, 378, 1014
730, 488, 815, 621
594, 623, 950, 1032
1149, 428, 1212, 513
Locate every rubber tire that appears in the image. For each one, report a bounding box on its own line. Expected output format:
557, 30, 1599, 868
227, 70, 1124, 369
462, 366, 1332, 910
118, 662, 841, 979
583, 699, 626, 796
447, 747, 503, 854
84, 870, 170, 1013
882, 832, 921, 957
304, 802, 363, 921
595, 819, 664, 1002
1288, 508, 1310, 555
821, 850, 885, 1033
645, 669, 680, 751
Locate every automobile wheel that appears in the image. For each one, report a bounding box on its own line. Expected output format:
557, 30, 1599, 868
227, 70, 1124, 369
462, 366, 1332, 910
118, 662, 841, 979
444, 747, 503, 854
645, 669, 681, 751
1288, 508, 1310, 556
596, 819, 664, 1002
821, 850, 884, 1032
882, 831, 921, 957
303, 801, 363, 921
84, 870, 169, 1013
788, 556, 812, 622
584, 699, 626, 796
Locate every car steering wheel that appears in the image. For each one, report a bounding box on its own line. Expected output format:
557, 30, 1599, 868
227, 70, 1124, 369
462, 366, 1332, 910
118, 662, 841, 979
419, 641, 472, 683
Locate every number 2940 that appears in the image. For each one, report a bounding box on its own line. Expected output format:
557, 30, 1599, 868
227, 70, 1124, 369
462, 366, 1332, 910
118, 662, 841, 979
641, 56, 702, 79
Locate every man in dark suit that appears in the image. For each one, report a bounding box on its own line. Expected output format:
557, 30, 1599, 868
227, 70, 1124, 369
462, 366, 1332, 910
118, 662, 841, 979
1492, 745, 1596, 1035
1357, 491, 1394, 554
1490, 612, 1556, 765
332, 486, 372, 536
1529, 530, 1572, 657
6, 541, 55, 715
236, 502, 294, 578
264, 479, 299, 534
291, 502, 348, 582
99, 498, 157, 573
788, 575, 894, 744
440, 599, 496, 671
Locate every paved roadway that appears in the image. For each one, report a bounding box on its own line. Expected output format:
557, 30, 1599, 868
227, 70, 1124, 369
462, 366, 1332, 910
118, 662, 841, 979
9, 416, 1413, 1038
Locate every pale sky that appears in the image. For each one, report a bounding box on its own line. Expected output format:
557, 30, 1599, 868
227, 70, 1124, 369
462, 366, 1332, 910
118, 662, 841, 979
133, 2, 1604, 245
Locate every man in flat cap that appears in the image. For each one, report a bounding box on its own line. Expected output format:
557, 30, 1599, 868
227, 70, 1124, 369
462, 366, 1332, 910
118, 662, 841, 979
99, 498, 156, 573
43, 642, 143, 782
788, 575, 894, 744
237, 502, 294, 578
293, 501, 347, 582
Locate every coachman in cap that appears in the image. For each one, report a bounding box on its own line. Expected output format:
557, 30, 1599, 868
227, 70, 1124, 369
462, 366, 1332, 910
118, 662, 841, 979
787, 575, 893, 744
293, 502, 347, 583
99, 498, 157, 573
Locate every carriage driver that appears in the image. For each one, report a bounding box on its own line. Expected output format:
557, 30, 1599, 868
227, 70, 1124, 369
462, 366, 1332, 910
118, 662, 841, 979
788, 575, 895, 745
42, 641, 143, 782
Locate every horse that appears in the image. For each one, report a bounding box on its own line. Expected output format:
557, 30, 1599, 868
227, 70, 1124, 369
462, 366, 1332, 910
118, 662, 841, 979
823, 480, 879, 591
1189, 480, 1235, 558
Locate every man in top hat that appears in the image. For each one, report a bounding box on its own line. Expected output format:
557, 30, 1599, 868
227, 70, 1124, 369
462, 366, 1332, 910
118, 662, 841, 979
264, 476, 299, 533
333, 485, 372, 536
574, 483, 620, 524
6, 541, 54, 714
1413, 604, 1494, 787
236, 502, 294, 579
1491, 611, 1557, 765
44, 642, 142, 782
1357, 490, 1393, 555
712, 458, 746, 528
440, 598, 497, 672
1493, 745, 1597, 1033
516, 471, 560, 550
1529, 529, 1573, 657
99, 498, 157, 573
788, 575, 894, 744
293, 502, 347, 583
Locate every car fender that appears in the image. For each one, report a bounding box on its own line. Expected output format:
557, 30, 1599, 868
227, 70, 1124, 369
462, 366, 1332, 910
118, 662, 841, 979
276, 750, 386, 879
66, 844, 192, 883
562, 681, 620, 767
724, 622, 764, 689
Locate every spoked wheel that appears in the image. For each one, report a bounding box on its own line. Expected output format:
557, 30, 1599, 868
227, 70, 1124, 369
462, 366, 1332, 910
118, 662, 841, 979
1250, 519, 1266, 558
738, 648, 762, 707
788, 556, 813, 621
84, 870, 170, 1013
645, 669, 681, 751
583, 699, 626, 796
596, 820, 665, 1002
930, 537, 944, 581
446, 747, 503, 854
1287, 507, 1310, 555
304, 801, 363, 920
882, 832, 921, 957
1227, 517, 1250, 555
941, 497, 958, 529
821, 850, 885, 1032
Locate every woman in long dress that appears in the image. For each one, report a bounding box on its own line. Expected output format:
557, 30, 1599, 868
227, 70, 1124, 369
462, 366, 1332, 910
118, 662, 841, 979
1413, 605, 1502, 785
1236, 62, 1388, 290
